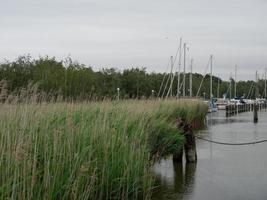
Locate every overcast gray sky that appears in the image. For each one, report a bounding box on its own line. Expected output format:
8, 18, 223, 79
1, 0, 267, 80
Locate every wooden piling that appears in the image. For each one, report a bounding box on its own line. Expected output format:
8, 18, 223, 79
174, 118, 197, 163
184, 124, 197, 163
254, 103, 258, 123
225, 102, 264, 117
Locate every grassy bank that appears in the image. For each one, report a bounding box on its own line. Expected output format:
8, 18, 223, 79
0, 99, 207, 199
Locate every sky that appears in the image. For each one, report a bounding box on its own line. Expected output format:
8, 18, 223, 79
1, 0, 267, 80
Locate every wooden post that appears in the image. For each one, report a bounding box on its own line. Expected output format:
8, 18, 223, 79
184, 124, 197, 163
174, 118, 197, 163
254, 103, 258, 123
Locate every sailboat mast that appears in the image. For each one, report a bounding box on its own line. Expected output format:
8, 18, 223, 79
177, 38, 182, 98
210, 55, 213, 99
170, 56, 174, 97
190, 59, 193, 98
183, 43, 186, 97
255, 71, 259, 99
229, 73, 232, 99
265, 68, 267, 99
234, 65, 237, 98
166, 56, 174, 98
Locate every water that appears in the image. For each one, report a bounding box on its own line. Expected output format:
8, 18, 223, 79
152, 110, 267, 200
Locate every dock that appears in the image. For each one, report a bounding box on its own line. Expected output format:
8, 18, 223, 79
226, 103, 266, 117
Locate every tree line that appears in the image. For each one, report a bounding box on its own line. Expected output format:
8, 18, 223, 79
0, 55, 264, 101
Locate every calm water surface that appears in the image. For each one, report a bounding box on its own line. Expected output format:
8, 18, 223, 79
152, 110, 267, 200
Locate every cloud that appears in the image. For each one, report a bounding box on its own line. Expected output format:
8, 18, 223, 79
1, 0, 267, 80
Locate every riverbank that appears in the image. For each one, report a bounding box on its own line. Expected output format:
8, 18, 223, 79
0, 99, 207, 199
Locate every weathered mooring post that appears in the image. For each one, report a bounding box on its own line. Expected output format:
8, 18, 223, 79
254, 103, 258, 123
184, 124, 197, 163
173, 118, 197, 163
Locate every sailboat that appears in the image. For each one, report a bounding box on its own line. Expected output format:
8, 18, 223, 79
208, 55, 218, 112
216, 77, 228, 110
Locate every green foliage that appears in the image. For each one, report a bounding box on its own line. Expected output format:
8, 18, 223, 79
1, 55, 261, 101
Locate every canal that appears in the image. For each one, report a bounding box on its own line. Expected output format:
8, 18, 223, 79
152, 110, 267, 200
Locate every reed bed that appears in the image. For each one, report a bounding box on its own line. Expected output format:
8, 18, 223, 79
0, 99, 207, 199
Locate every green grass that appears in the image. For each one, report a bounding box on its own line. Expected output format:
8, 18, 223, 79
0, 99, 207, 199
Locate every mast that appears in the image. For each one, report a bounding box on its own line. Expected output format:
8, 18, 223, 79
265, 68, 267, 99
234, 65, 237, 98
229, 73, 232, 99
177, 38, 182, 98
210, 55, 213, 99
161, 57, 172, 98
183, 43, 186, 97
166, 56, 174, 98
255, 71, 259, 99
190, 59, 193, 98
170, 56, 174, 97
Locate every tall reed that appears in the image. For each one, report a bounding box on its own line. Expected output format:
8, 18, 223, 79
0, 99, 207, 199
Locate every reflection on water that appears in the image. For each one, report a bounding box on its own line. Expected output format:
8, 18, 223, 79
152, 161, 196, 199
152, 111, 267, 200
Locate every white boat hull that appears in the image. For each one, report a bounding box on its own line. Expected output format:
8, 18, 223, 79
217, 105, 226, 110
